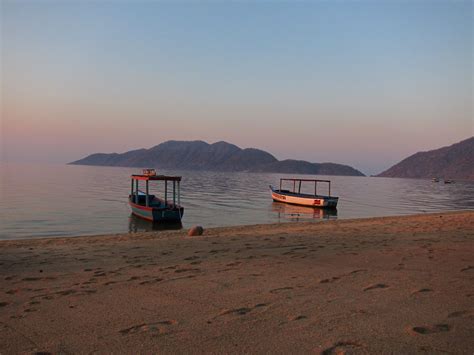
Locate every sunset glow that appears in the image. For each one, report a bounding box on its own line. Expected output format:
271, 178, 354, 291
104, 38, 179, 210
1, 0, 472, 174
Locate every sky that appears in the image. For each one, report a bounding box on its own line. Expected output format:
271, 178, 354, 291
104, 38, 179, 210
1, 0, 472, 175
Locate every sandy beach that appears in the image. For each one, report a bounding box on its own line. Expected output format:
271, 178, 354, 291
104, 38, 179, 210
0, 211, 473, 354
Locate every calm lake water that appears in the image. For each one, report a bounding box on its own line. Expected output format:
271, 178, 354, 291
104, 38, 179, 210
1, 163, 473, 240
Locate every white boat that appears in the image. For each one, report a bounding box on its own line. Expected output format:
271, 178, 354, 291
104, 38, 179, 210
270, 178, 338, 209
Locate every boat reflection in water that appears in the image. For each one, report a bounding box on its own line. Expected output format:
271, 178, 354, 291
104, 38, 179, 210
272, 202, 337, 221
128, 214, 183, 233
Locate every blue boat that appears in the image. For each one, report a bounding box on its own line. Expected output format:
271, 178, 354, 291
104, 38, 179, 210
129, 169, 184, 222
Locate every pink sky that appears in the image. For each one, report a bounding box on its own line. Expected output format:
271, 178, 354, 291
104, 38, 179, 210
2, 1, 472, 175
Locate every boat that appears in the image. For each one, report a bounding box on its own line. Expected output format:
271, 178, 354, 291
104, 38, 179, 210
129, 169, 184, 222
432, 177, 439, 182
270, 178, 338, 209
444, 179, 455, 184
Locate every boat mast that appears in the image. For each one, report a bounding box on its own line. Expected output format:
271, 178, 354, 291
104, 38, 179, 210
173, 180, 176, 205
146, 179, 149, 207
177, 181, 181, 206
135, 179, 139, 202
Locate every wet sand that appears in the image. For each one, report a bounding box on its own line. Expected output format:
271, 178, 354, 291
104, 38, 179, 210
0, 211, 473, 354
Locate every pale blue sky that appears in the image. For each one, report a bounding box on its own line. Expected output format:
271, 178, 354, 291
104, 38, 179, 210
1, 0, 472, 174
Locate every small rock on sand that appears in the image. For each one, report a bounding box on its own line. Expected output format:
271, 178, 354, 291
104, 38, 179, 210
188, 226, 204, 236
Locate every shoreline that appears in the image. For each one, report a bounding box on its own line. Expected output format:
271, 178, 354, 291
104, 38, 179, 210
1, 211, 473, 353
1, 209, 472, 245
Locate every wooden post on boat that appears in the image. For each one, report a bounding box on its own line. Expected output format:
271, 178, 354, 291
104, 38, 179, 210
173, 180, 176, 205
177, 181, 181, 206
279, 179, 282, 191
135, 180, 139, 203
165, 180, 168, 205
293, 180, 296, 193
328, 181, 331, 197
131, 178, 134, 197
315, 181, 317, 196
298, 180, 302, 194
145, 180, 149, 207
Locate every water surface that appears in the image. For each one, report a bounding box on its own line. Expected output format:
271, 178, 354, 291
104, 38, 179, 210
1, 163, 473, 240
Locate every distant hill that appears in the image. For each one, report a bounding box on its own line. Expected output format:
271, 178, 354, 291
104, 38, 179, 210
377, 137, 474, 180
70, 140, 365, 177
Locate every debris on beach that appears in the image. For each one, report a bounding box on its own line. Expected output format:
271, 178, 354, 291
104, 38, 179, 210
188, 226, 204, 236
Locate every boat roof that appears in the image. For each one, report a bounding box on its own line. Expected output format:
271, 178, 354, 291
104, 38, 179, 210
280, 178, 331, 183
131, 174, 182, 181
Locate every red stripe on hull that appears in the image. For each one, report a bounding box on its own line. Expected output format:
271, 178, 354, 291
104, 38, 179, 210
129, 200, 154, 211
131, 211, 154, 221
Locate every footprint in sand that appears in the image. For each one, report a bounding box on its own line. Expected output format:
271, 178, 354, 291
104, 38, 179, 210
184, 256, 200, 261
220, 307, 252, 316
23, 308, 38, 313
460, 265, 474, 272
174, 268, 201, 273
350, 269, 367, 275
321, 341, 364, 355
320, 277, 340, 284
363, 283, 389, 291
139, 278, 163, 285
448, 310, 474, 318
210, 248, 230, 254
21, 277, 42, 281
23, 274, 49, 281
410, 324, 451, 334
291, 246, 308, 251
226, 261, 242, 267
120, 320, 177, 335
56, 289, 77, 296
218, 303, 268, 317
411, 288, 433, 295
270, 287, 294, 294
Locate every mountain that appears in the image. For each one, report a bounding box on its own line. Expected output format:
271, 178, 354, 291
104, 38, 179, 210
70, 140, 364, 176
377, 137, 474, 180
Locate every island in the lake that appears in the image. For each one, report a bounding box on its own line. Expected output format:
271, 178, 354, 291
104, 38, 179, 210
70, 140, 365, 176
377, 136, 474, 180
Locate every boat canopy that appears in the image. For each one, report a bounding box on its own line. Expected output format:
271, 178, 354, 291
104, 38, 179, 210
130, 172, 182, 207
131, 174, 182, 181
279, 178, 332, 197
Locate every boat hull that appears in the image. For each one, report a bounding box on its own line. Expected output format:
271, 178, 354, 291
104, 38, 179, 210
270, 186, 338, 209
129, 199, 184, 222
